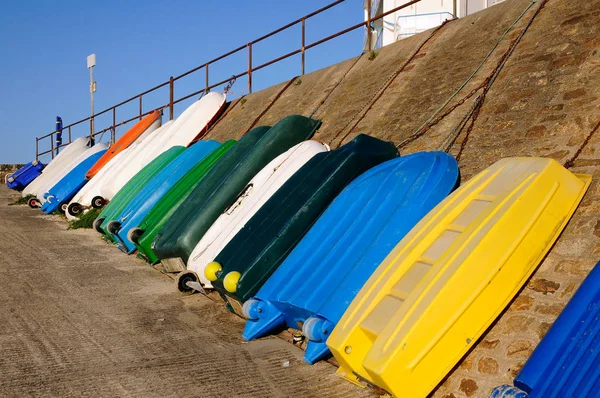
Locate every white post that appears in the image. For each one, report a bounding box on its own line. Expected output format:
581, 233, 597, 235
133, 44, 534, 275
87, 54, 97, 141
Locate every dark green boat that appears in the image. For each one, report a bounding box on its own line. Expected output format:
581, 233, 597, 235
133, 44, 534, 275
204, 134, 399, 304
131, 141, 237, 264
93, 146, 186, 237
152, 115, 322, 272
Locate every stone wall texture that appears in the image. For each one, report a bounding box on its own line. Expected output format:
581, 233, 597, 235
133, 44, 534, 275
205, 0, 599, 396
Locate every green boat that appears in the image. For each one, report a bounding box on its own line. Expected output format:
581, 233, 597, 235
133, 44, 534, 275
93, 146, 186, 237
152, 115, 322, 272
205, 134, 399, 304
131, 140, 237, 264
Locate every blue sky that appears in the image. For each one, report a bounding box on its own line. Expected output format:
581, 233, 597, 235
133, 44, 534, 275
0, 0, 364, 164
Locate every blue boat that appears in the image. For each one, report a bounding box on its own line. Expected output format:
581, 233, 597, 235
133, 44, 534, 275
242, 152, 459, 364
6, 160, 45, 191
206, 134, 399, 306
105, 140, 221, 253
490, 261, 600, 398
41, 149, 108, 214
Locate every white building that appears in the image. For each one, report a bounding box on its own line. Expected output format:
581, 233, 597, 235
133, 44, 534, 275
364, 0, 505, 50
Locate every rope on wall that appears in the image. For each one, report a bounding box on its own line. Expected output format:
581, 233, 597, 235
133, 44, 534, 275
564, 119, 600, 169
244, 76, 300, 134
397, 0, 539, 150
453, 0, 549, 160
330, 19, 451, 148
308, 54, 364, 119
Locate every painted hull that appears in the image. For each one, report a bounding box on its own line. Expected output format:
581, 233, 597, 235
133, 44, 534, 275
36, 143, 109, 204
41, 149, 107, 214
103, 140, 221, 250
95, 146, 186, 238
66, 121, 174, 218
85, 110, 161, 179
207, 134, 399, 304
22, 137, 92, 197
326, 158, 591, 398
133, 141, 236, 264
152, 114, 322, 270
100, 93, 226, 201
6, 161, 45, 191
187, 140, 329, 289
490, 261, 600, 398
243, 152, 459, 365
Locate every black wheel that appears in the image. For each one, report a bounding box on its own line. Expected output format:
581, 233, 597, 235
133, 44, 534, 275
107, 221, 121, 235
93, 218, 105, 234
128, 228, 143, 243
67, 202, 82, 216
60, 203, 68, 212
176, 271, 199, 295
28, 198, 39, 208
91, 196, 105, 209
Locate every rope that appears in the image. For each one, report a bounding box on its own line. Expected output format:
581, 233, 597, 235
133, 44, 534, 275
309, 54, 363, 119
452, 0, 549, 159
564, 119, 600, 169
331, 19, 450, 147
396, 0, 538, 150
199, 96, 244, 140
244, 76, 300, 134
399, 82, 485, 149
440, 94, 481, 153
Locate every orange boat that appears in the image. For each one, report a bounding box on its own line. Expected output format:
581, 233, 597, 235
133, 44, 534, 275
85, 110, 162, 180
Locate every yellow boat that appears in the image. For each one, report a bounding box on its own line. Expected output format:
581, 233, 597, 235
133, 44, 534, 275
327, 157, 590, 398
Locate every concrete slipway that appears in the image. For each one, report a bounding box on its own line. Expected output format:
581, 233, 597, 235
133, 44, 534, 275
0, 185, 372, 397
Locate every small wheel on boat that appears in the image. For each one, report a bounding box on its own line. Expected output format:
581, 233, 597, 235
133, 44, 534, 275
93, 218, 105, 234
176, 271, 199, 295
128, 228, 143, 243
107, 221, 121, 235
28, 197, 39, 209
91, 196, 106, 209
67, 202, 82, 216
60, 203, 68, 213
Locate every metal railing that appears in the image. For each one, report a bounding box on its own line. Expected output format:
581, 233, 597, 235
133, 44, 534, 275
35, 0, 422, 160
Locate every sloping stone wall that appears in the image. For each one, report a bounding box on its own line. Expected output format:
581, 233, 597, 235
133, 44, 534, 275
205, 0, 600, 395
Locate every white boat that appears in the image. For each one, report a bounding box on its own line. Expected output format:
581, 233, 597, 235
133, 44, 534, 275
22, 137, 92, 198
36, 143, 109, 204
65, 121, 171, 219
181, 140, 329, 291
100, 92, 226, 201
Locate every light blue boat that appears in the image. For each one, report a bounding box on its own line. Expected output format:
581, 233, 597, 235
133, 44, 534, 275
42, 149, 108, 214
242, 151, 459, 364
106, 140, 221, 253
490, 260, 600, 398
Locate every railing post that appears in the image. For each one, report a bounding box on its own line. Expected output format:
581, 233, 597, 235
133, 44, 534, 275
50, 136, 55, 160
112, 107, 116, 144
35, 138, 39, 161
301, 18, 306, 75
367, 0, 372, 52
248, 43, 253, 94
139, 95, 143, 120
169, 76, 174, 120
68, 126, 72, 143
205, 64, 209, 93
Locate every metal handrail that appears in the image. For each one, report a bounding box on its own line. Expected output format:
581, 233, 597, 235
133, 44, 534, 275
35, 0, 422, 160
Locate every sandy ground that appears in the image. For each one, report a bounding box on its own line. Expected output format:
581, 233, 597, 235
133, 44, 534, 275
0, 185, 373, 397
